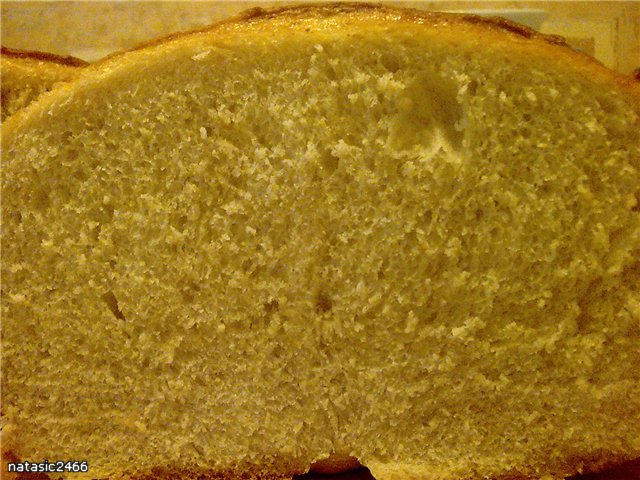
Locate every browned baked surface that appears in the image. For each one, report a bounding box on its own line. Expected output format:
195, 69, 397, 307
3, 2, 638, 131
98, 2, 638, 96
5, 459, 640, 480
0, 46, 86, 120
1, 46, 88, 68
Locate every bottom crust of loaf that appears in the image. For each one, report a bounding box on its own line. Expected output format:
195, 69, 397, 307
128, 457, 640, 480
3, 450, 640, 480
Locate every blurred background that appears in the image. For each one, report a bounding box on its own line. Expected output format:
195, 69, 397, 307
1, 1, 639, 75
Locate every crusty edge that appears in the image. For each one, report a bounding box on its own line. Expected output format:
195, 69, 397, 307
88, 2, 640, 98
123, 464, 301, 480
245, 2, 640, 100
3, 1, 639, 138
90, 2, 578, 55
2, 449, 639, 480
368, 453, 640, 480
1, 46, 88, 68
1, 46, 87, 121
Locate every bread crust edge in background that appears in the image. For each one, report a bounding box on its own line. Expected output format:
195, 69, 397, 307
1, 3, 639, 480
0, 46, 87, 121
1, 46, 89, 68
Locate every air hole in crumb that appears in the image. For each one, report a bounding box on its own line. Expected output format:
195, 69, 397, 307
181, 282, 200, 303
176, 215, 188, 231
325, 63, 338, 81
380, 52, 400, 72
263, 299, 279, 314
467, 80, 478, 96
596, 96, 617, 114
73, 167, 88, 181
32, 188, 51, 210
575, 309, 589, 333
91, 204, 114, 224
539, 183, 552, 195
242, 259, 254, 273
575, 277, 603, 334
302, 455, 367, 476
421, 209, 433, 225
387, 71, 463, 151
102, 291, 126, 321
11, 211, 22, 225
320, 151, 340, 174
271, 344, 285, 359
90, 223, 102, 241
316, 291, 333, 314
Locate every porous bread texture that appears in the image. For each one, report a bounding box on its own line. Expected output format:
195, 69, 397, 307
2, 4, 640, 480
0, 47, 86, 121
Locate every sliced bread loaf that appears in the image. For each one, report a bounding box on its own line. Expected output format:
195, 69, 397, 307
2, 4, 639, 480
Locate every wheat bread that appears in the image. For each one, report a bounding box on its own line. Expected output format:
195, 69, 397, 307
2, 3, 640, 480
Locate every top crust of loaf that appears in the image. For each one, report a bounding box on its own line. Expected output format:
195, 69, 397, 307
90, 2, 640, 96
2, 1, 639, 139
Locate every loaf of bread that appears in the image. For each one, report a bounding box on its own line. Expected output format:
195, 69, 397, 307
0, 47, 86, 121
2, 4, 639, 480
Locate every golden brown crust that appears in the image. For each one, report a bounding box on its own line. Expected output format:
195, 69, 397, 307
87, 2, 638, 98
234, 2, 565, 46
491, 454, 640, 480
1, 46, 87, 121
95, 2, 569, 58
89, 457, 640, 480
3, 455, 638, 480
4, 0, 637, 131
239, 2, 640, 99
566, 457, 640, 480
1, 46, 88, 68
3, 1, 638, 129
